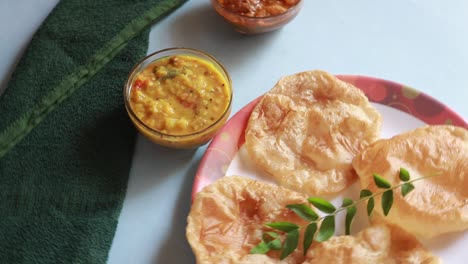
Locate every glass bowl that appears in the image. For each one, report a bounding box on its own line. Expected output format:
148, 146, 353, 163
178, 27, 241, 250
210, 0, 303, 34
124, 48, 233, 149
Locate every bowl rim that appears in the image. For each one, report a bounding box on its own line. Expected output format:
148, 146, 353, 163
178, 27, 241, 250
123, 47, 233, 139
210, 0, 303, 21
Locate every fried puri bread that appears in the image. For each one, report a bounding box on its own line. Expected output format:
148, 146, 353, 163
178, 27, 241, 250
186, 176, 313, 264
245, 70, 382, 195
353, 125, 468, 238
303, 222, 441, 264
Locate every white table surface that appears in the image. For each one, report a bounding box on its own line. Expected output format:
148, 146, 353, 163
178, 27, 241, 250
1, 0, 467, 263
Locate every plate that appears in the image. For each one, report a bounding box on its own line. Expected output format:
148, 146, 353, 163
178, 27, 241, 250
191, 75, 468, 262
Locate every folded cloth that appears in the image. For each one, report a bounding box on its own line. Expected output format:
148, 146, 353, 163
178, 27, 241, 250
0, 0, 186, 262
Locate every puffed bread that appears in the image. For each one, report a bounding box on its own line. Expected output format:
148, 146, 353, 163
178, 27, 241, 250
352, 125, 468, 238
245, 70, 382, 195
186, 176, 313, 263
303, 222, 441, 264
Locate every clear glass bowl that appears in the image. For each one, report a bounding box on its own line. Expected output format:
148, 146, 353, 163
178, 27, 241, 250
210, 0, 303, 34
124, 48, 232, 149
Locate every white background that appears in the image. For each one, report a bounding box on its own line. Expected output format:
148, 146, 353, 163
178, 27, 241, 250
1, 0, 467, 263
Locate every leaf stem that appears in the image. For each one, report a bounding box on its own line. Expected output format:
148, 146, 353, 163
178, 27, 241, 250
254, 171, 443, 259
305, 174, 438, 225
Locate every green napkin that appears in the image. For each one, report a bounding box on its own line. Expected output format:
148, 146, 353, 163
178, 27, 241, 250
0, 0, 186, 262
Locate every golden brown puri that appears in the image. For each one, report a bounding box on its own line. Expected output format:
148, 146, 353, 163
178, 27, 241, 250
353, 125, 468, 239
303, 222, 441, 264
245, 70, 382, 195
186, 176, 313, 264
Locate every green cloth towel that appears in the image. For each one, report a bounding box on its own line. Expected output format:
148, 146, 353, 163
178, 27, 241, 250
0, 0, 186, 262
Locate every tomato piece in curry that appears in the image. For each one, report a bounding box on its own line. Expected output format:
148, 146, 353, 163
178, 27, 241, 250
129, 55, 231, 135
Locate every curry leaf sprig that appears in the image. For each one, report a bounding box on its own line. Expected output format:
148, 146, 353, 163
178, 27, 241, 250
250, 167, 427, 260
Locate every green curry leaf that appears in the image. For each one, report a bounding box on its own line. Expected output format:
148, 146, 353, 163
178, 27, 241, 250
399, 168, 411, 182
303, 223, 317, 255
360, 189, 375, 216
342, 198, 357, 235
250, 241, 271, 254
280, 229, 299, 260
373, 173, 392, 189
265, 222, 299, 232
360, 189, 373, 198
286, 204, 318, 222
401, 182, 415, 197
307, 197, 336, 214
367, 197, 375, 216
382, 190, 394, 216
316, 215, 335, 242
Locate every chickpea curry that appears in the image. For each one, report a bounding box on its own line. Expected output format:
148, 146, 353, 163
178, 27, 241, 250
218, 0, 300, 17
130, 55, 231, 135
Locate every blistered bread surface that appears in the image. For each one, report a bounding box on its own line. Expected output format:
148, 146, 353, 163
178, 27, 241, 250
245, 70, 382, 195
186, 176, 313, 264
303, 222, 441, 264
352, 125, 468, 238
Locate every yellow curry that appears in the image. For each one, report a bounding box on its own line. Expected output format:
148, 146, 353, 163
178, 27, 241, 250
129, 55, 231, 136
